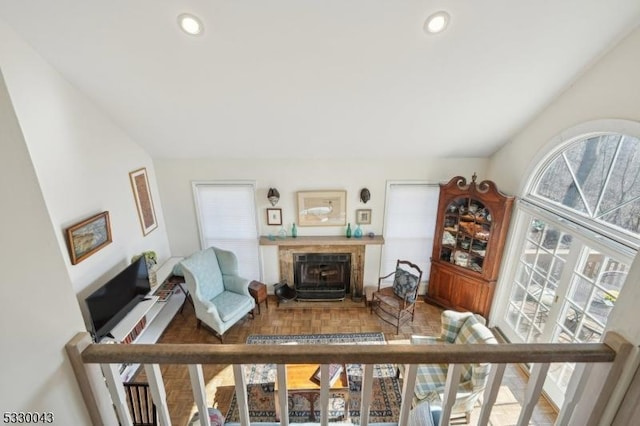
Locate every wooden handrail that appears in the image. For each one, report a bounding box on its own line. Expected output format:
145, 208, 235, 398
82, 341, 616, 365
68, 331, 633, 426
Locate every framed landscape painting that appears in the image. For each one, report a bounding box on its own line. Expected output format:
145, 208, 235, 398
297, 190, 347, 226
66, 211, 112, 264
129, 167, 158, 235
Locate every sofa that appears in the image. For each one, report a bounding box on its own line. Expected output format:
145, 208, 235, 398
180, 246, 255, 342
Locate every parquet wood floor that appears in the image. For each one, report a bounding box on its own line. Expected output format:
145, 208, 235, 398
135, 296, 558, 425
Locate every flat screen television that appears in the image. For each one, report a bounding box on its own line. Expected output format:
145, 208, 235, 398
85, 256, 151, 341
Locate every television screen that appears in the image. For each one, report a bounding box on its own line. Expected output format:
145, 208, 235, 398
85, 256, 151, 341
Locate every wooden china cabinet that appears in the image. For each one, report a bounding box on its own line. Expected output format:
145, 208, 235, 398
426, 174, 514, 318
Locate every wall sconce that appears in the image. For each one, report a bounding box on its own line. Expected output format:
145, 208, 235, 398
360, 188, 370, 203
267, 188, 280, 206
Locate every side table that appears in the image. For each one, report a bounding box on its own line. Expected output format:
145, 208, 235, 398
248, 280, 268, 314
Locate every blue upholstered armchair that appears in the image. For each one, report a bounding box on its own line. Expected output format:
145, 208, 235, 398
401, 310, 497, 423
180, 247, 255, 342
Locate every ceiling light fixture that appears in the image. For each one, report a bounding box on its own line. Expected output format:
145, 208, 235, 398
178, 13, 204, 36
424, 11, 450, 34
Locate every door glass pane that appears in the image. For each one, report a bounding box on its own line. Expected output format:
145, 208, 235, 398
546, 247, 630, 392
506, 218, 573, 343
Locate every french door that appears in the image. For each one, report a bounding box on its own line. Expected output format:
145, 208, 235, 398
495, 203, 632, 405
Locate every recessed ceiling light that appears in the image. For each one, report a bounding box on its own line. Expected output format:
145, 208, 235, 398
424, 11, 450, 34
178, 13, 204, 36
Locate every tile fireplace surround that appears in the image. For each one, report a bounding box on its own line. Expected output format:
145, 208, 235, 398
259, 235, 385, 302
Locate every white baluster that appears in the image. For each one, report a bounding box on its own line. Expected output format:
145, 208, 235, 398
276, 364, 289, 426
188, 364, 211, 426
144, 363, 171, 426
101, 363, 133, 426
440, 363, 463, 425
477, 363, 506, 426
555, 363, 588, 426
517, 362, 550, 426
232, 364, 250, 426
319, 364, 330, 426
399, 364, 418, 426
359, 364, 374, 426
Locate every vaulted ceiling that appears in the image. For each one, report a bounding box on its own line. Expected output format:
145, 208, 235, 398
1, 1, 639, 159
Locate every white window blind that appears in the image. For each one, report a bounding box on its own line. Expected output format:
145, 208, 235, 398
192, 182, 260, 280
382, 183, 439, 282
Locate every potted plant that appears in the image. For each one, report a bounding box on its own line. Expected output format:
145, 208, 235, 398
132, 251, 158, 286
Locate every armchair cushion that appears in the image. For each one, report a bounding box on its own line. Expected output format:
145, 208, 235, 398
392, 268, 420, 302
212, 291, 255, 322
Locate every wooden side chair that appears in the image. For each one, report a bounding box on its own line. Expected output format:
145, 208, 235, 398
370, 259, 422, 334
124, 382, 157, 426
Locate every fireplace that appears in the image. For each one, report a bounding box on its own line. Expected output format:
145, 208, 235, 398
262, 235, 385, 302
294, 253, 351, 300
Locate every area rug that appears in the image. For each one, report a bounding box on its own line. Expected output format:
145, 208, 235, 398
224, 333, 402, 424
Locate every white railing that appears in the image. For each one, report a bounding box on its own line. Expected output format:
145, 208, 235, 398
66, 331, 632, 426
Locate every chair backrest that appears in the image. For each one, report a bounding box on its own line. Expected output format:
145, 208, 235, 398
439, 310, 481, 343
124, 382, 157, 426
212, 246, 241, 277
448, 312, 497, 391
392, 259, 423, 302
181, 247, 225, 302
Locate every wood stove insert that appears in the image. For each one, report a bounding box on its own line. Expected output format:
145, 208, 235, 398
294, 253, 351, 300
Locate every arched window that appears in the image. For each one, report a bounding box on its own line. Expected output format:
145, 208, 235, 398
493, 121, 640, 406
530, 133, 640, 247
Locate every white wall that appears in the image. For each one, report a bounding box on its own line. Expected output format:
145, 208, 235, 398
486, 26, 640, 424
0, 19, 171, 309
155, 158, 488, 286
487, 25, 640, 195
0, 71, 91, 424
0, 18, 173, 422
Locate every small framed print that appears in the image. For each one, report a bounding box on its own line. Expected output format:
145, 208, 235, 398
266, 208, 282, 225
356, 209, 371, 225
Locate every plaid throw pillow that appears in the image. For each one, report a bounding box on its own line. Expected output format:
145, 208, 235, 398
392, 267, 419, 302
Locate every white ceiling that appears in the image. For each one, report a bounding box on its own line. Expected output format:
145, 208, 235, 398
1, 1, 639, 159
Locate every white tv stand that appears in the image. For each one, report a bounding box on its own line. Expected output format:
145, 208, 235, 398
100, 256, 185, 382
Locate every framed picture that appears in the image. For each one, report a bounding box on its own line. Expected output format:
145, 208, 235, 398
129, 167, 158, 236
297, 190, 347, 226
356, 209, 372, 225
266, 208, 283, 225
66, 211, 112, 265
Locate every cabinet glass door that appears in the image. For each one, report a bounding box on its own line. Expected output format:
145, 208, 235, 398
440, 197, 491, 273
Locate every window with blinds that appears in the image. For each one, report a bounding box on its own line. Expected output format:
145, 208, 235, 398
381, 183, 439, 283
192, 182, 260, 280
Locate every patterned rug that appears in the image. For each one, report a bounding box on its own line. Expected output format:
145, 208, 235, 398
224, 333, 402, 424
